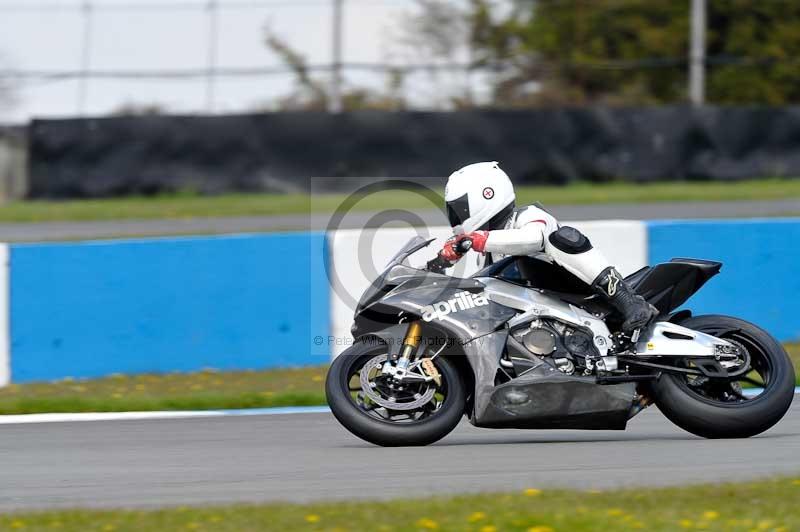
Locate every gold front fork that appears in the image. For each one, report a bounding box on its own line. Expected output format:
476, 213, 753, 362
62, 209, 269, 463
396, 321, 422, 371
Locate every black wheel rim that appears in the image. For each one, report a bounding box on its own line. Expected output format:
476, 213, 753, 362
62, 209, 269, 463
674, 328, 774, 406
344, 354, 449, 425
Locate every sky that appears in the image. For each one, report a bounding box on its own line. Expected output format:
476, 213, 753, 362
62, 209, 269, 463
0, 0, 475, 123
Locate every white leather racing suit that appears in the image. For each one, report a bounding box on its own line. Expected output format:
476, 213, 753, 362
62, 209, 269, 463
482, 204, 612, 286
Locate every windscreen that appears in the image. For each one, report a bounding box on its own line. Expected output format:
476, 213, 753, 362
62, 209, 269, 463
385, 236, 433, 268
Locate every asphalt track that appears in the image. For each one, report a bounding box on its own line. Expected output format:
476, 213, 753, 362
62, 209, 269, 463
1, 199, 798, 241
1, 402, 798, 511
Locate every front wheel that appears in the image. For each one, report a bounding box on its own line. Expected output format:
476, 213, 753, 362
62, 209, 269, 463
326, 340, 466, 447
650, 315, 795, 439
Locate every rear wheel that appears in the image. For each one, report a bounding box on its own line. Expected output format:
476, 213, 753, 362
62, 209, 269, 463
325, 340, 466, 446
650, 315, 795, 439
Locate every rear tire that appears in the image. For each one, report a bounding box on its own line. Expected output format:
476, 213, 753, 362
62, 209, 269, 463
650, 315, 795, 439
326, 341, 466, 447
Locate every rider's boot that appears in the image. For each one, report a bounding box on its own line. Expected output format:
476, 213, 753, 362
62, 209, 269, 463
591, 266, 658, 334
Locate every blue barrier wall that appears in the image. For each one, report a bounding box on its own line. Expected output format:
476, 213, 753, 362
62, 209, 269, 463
10, 232, 330, 382
648, 219, 800, 342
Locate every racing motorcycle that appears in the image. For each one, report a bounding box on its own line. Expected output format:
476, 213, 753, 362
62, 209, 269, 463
326, 236, 795, 446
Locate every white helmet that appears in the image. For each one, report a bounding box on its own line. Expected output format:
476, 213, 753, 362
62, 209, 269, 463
444, 161, 516, 233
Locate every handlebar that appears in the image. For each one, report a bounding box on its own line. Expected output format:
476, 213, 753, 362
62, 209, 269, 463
425, 236, 474, 273
455, 238, 473, 254
425, 255, 451, 274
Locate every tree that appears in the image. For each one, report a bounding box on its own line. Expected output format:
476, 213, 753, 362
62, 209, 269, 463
263, 29, 406, 111
411, 0, 800, 106
394, 0, 476, 108
705, 0, 800, 104
474, 0, 689, 106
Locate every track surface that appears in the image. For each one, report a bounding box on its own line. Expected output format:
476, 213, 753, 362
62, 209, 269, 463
1, 199, 798, 241
1, 403, 798, 511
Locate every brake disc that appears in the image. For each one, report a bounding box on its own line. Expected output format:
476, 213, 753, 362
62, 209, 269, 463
359, 355, 436, 411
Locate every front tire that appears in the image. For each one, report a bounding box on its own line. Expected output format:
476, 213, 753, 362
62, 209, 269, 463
326, 340, 466, 447
650, 315, 795, 439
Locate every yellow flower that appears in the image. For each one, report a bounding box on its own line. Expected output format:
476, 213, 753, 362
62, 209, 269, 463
185, 523, 200, 530
791, 479, 800, 486
312, 375, 323, 382
702, 511, 719, 520
678, 519, 694, 529
527, 527, 555, 532
606, 508, 624, 517
524, 488, 542, 497
479, 526, 497, 532
49, 521, 62, 528
305, 514, 320, 523
468, 512, 487, 522
112, 392, 123, 399
10, 521, 25, 529
757, 520, 773, 530
416, 517, 439, 529
102, 525, 116, 531
208, 515, 222, 523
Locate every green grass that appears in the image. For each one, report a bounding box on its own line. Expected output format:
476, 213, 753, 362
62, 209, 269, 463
3, 477, 800, 531
0, 343, 795, 416
784, 343, 800, 383
1, 178, 799, 223
0, 366, 327, 415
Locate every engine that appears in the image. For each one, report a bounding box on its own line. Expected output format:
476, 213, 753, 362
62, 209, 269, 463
509, 319, 598, 375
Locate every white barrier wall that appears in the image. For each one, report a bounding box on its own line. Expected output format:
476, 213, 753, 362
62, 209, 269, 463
328, 221, 647, 357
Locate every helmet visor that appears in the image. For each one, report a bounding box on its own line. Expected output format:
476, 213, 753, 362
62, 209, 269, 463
446, 193, 470, 227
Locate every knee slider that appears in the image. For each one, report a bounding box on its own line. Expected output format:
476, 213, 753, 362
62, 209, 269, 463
548, 226, 593, 254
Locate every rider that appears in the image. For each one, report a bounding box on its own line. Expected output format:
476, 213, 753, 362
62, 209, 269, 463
438, 161, 657, 334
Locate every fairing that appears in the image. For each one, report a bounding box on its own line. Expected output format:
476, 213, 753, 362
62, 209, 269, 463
627, 259, 722, 314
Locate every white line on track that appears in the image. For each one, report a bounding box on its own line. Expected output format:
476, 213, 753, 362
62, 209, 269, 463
0, 388, 797, 425
0, 406, 331, 425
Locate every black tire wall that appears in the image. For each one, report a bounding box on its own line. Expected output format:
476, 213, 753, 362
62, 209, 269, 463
28, 106, 800, 198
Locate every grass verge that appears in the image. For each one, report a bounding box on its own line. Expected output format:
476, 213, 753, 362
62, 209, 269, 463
1, 178, 799, 223
0, 366, 327, 415
0, 344, 796, 415
3, 477, 800, 531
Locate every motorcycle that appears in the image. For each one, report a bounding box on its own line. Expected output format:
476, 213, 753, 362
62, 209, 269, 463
326, 236, 795, 446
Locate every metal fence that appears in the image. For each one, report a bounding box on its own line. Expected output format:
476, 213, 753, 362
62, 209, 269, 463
0, 0, 712, 118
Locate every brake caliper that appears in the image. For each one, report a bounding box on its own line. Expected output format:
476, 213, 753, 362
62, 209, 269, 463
421, 358, 442, 386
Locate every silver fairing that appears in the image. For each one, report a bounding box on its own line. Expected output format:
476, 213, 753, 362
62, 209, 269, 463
476, 277, 613, 357
477, 277, 736, 361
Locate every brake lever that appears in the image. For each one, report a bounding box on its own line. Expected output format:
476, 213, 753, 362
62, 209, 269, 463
425, 255, 450, 274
